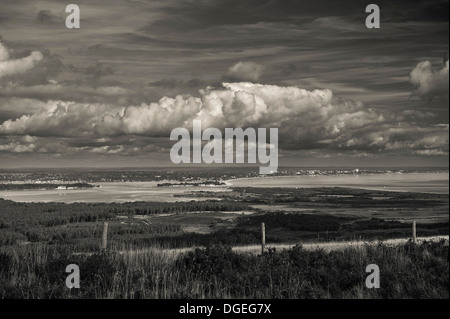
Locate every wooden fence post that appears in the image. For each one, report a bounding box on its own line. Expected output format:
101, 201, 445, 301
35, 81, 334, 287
102, 221, 108, 250
261, 222, 265, 255
412, 220, 417, 244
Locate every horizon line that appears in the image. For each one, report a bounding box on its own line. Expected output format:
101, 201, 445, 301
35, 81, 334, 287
0, 165, 449, 170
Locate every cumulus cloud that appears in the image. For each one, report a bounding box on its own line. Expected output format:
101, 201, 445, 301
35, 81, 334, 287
1, 82, 448, 157
340, 124, 448, 156
0, 42, 43, 79
0, 141, 36, 153
410, 60, 449, 101
0, 100, 123, 137
73, 83, 356, 139
224, 62, 265, 82
0, 43, 9, 61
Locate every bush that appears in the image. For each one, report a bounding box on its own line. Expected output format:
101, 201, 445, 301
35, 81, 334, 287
0, 252, 13, 275
175, 241, 449, 299
38, 251, 119, 298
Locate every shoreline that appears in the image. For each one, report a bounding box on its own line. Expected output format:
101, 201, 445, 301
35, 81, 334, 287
0, 172, 448, 203
224, 172, 449, 195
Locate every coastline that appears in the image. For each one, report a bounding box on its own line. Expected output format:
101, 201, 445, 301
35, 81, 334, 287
224, 172, 449, 194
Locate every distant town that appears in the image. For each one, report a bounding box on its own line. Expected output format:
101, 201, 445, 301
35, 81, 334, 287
0, 183, 97, 191
0, 167, 447, 184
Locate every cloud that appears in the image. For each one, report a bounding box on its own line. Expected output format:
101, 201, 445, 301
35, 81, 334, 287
410, 60, 449, 101
150, 0, 449, 32
1, 82, 447, 157
224, 62, 265, 82
0, 44, 128, 103
148, 78, 206, 89
340, 124, 449, 155
1, 50, 64, 87
0, 42, 43, 79
0, 100, 123, 137
94, 82, 342, 137
36, 10, 56, 24
0, 43, 9, 61
0, 141, 36, 153
0, 83, 132, 104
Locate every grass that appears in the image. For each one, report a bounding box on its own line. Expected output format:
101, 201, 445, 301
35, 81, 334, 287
0, 187, 448, 299
0, 239, 448, 299
231, 236, 450, 254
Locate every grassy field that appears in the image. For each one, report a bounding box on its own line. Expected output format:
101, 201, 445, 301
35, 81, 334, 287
0, 239, 448, 299
0, 187, 448, 299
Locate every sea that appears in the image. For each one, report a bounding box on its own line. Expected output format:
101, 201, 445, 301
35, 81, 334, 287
0, 171, 447, 203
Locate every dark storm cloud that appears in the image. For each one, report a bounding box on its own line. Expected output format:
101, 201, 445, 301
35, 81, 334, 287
0, 0, 448, 166
150, 0, 360, 29
36, 10, 60, 25
382, 0, 449, 22
148, 0, 449, 31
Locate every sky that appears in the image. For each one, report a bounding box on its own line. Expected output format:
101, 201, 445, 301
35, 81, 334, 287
0, 0, 448, 168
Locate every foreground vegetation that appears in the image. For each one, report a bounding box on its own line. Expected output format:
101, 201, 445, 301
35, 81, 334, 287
0, 187, 448, 248
0, 186, 448, 299
0, 240, 448, 299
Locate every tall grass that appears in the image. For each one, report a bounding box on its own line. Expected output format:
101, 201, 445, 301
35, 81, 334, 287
0, 239, 448, 299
